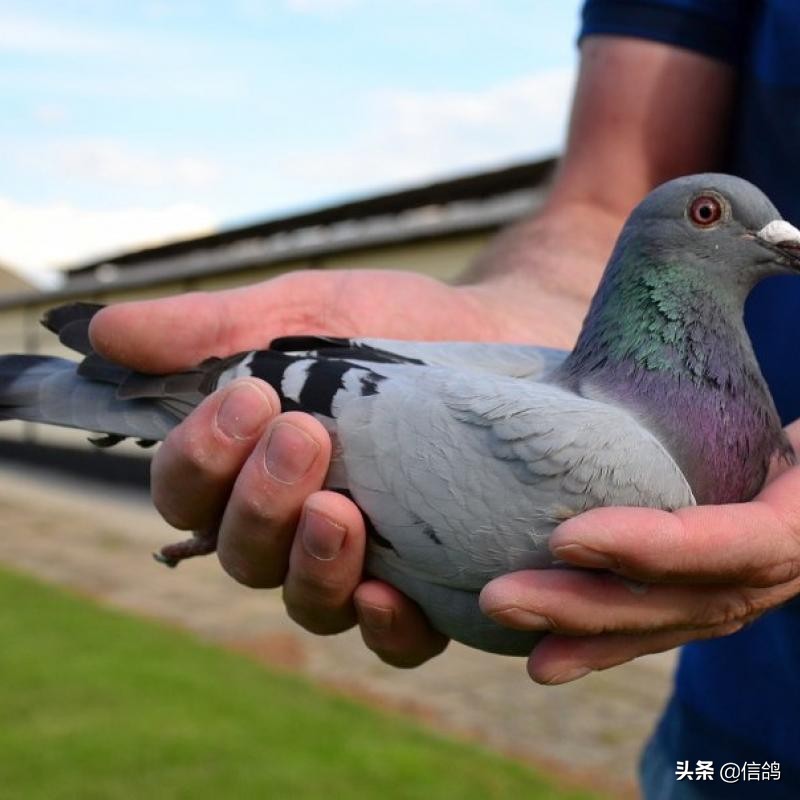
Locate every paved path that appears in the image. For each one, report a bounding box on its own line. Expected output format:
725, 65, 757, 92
0, 463, 677, 797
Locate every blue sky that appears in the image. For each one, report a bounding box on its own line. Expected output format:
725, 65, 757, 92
0, 1, 583, 281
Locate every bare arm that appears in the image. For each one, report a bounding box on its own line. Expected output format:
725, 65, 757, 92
467, 36, 737, 321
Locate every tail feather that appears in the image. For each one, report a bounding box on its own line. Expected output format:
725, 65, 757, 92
0, 298, 245, 446
0, 354, 179, 442
41, 301, 105, 356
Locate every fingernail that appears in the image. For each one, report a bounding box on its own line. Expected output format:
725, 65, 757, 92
216, 383, 273, 440
552, 544, 618, 570
265, 422, 320, 483
357, 603, 393, 633
301, 509, 346, 561
542, 666, 592, 685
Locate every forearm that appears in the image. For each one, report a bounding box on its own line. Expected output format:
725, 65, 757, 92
463, 36, 737, 303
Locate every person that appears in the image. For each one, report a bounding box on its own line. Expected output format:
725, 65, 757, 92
88, 1, 800, 796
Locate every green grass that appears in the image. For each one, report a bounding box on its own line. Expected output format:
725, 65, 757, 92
0, 566, 600, 800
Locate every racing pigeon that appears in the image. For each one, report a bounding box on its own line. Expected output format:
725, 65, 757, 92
2, 173, 800, 655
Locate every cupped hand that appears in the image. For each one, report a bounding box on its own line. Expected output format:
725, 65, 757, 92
88, 268, 579, 374
90, 268, 549, 667
480, 420, 800, 685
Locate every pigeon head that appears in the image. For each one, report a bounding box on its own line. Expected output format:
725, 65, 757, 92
568, 173, 800, 367
618, 173, 800, 294
562, 174, 798, 505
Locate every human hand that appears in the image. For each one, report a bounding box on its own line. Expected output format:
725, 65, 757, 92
479, 421, 800, 685
92, 268, 560, 666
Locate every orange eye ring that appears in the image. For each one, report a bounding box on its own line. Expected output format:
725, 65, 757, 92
689, 195, 723, 227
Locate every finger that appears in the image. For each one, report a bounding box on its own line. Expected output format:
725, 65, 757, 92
282, 491, 367, 635
216, 411, 331, 588
354, 581, 449, 668
527, 622, 744, 685
783, 418, 800, 453
88, 283, 280, 372
88, 274, 340, 373
479, 568, 792, 635
150, 378, 278, 531
90, 291, 239, 372
549, 487, 800, 587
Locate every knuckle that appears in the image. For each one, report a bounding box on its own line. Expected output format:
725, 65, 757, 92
749, 558, 800, 588
173, 429, 223, 479
703, 590, 759, 627
150, 436, 226, 530
234, 485, 282, 529
293, 568, 346, 602
153, 428, 223, 494
283, 566, 349, 612
217, 547, 283, 589
283, 592, 353, 636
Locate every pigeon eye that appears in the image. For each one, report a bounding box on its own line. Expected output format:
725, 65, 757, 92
689, 195, 723, 227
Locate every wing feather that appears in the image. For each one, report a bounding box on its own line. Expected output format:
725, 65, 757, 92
336, 370, 694, 591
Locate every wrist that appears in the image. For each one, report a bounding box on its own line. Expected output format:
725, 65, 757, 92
451, 272, 592, 350
449, 199, 627, 347
459, 199, 626, 305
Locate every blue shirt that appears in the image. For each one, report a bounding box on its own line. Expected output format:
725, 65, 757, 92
581, 2, 800, 796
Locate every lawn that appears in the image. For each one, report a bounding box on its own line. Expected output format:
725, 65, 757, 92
0, 566, 601, 800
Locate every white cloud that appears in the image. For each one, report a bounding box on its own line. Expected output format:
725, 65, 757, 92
0, 69, 244, 101
33, 103, 69, 125
234, 0, 358, 17
279, 67, 575, 196
0, 197, 217, 277
49, 139, 222, 190
285, 0, 359, 11
0, 67, 575, 283
0, 11, 245, 101
0, 12, 114, 54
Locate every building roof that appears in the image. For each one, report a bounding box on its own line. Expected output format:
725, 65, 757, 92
0, 156, 556, 310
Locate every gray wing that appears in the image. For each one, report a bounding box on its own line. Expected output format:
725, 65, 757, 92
270, 334, 566, 379
336, 368, 695, 591
346, 339, 566, 378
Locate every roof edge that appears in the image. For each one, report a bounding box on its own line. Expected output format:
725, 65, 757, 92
67, 156, 557, 275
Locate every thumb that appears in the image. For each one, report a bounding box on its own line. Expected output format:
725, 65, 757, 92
88, 279, 320, 373
89, 291, 241, 372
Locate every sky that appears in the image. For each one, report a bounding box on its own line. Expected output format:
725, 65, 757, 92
0, 1, 584, 284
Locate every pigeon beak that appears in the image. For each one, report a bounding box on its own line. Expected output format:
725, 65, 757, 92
755, 220, 800, 268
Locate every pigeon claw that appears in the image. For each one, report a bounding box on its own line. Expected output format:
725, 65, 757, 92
152, 551, 179, 569
154, 531, 219, 568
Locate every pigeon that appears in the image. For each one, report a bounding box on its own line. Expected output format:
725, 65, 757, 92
2, 173, 800, 656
